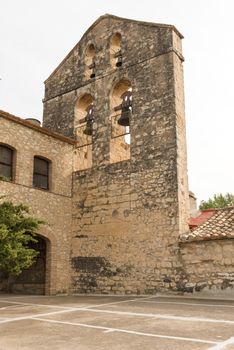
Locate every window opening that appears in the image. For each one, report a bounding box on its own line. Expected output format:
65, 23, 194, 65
33, 157, 50, 190
0, 145, 13, 180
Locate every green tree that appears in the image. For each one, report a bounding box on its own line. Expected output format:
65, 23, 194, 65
0, 199, 44, 288
199, 193, 234, 210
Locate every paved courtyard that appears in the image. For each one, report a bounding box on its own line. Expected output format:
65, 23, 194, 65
0, 294, 234, 349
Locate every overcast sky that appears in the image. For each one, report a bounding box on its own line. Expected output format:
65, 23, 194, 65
1, 0, 233, 204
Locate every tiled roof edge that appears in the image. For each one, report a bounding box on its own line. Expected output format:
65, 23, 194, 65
0, 110, 75, 145
179, 235, 234, 244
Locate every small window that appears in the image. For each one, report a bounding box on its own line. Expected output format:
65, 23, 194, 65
33, 157, 50, 190
0, 145, 13, 180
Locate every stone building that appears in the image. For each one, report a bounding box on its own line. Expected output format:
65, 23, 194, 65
0, 15, 233, 295
180, 207, 234, 293
0, 111, 74, 294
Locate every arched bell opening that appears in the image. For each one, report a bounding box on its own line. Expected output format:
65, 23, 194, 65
84, 44, 96, 80
12, 235, 48, 295
110, 79, 132, 163
74, 93, 93, 171
110, 33, 122, 69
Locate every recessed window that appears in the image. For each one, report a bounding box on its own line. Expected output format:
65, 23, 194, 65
0, 145, 13, 180
33, 157, 50, 190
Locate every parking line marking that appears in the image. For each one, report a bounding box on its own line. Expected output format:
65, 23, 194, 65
86, 296, 156, 309
0, 299, 78, 310
0, 296, 154, 313
1, 302, 234, 326
0, 308, 76, 324
135, 300, 234, 308
0, 296, 154, 325
208, 336, 234, 349
103, 329, 115, 333
1, 296, 234, 327
82, 308, 234, 324
31, 317, 218, 345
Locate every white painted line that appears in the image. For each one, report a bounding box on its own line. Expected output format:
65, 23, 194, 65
31, 317, 218, 345
1, 296, 234, 327
135, 300, 234, 308
154, 294, 234, 302
103, 329, 115, 333
86, 296, 156, 309
0, 304, 26, 310
83, 308, 234, 325
208, 336, 234, 349
0, 296, 154, 313
0, 296, 154, 325
0, 295, 41, 299
0, 299, 76, 310
0, 308, 75, 324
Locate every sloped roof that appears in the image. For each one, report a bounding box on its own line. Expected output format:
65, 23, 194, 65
181, 207, 234, 242
189, 209, 216, 229
0, 110, 75, 145
45, 14, 183, 83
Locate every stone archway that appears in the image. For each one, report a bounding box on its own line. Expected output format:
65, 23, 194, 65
12, 235, 47, 295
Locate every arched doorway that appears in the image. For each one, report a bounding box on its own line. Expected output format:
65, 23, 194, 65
13, 235, 47, 295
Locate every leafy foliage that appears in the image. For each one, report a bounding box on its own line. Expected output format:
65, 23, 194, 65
0, 200, 44, 277
0, 175, 10, 182
199, 193, 234, 210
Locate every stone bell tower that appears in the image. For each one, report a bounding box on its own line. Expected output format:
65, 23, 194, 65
43, 15, 189, 294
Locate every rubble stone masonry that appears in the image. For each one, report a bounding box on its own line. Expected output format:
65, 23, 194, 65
180, 240, 234, 293
0, 114, 74, 294
43, 15, 190, 294
5, 16, 232, 296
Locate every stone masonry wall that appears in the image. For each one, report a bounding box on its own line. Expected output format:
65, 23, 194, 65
179, 240, 234, 293
71, 162, 184, 294
43, 16, 183, 139
67, 17, 189, 294
0, 116, 73, 294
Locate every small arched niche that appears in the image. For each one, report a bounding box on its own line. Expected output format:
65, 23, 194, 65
84, 44, 96, 80
110, 33, 122, 69
110, 79, 132, 163
74, 93, 94, 171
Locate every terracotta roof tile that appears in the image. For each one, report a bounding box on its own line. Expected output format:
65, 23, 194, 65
189, 209, 216, 229
181, 207, 234, 242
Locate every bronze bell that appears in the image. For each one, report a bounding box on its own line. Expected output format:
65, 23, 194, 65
89, 61, 96, 79
116, 55, 122, 67
83, 105, 94, 135
83, 119, 93, 135
118, 107, 131, 126
114, 50, 122, 67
